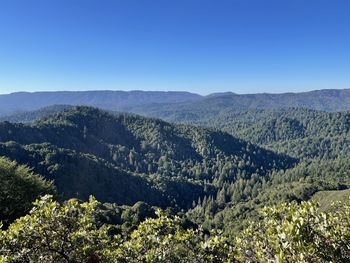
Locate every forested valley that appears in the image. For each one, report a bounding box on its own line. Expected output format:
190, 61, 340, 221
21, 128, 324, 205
1, 104, 350, 262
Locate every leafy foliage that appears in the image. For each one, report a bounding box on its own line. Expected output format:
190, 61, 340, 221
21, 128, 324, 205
0, 195, 118, 263
0, 157, 55, 227
237, 200, 350, 262
1, 195, 350, 262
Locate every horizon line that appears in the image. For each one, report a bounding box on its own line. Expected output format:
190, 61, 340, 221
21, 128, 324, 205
1, 87, 350, 97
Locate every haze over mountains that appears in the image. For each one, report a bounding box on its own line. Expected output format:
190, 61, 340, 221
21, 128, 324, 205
0, 90, 201, 116
1, 88, 350, 117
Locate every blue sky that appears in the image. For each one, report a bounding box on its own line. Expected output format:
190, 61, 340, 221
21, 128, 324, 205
0, 0, 349, 95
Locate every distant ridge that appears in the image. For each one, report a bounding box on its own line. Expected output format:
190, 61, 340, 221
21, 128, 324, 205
205, 92, 237, 98
1, 89, 350, 116
0, 105, 73, 123
0, 90, 202, 115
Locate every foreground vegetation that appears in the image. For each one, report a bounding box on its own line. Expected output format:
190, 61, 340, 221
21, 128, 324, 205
1, 194, 349, 262
1, 154, 349, 262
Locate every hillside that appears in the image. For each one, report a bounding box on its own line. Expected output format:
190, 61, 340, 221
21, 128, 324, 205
4, 107, 350, 160
311, 189, 350, 212
186, 156, 350, 234
0, 106, 294, 210
194, 108, 350, 159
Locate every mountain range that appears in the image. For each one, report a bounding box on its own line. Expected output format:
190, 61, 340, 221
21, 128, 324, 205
0, 90, 201, 116
1, 89, 350, 117
1, 98, 350, 240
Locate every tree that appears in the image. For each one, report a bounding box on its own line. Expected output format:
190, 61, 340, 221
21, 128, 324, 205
0, 157, 55, 227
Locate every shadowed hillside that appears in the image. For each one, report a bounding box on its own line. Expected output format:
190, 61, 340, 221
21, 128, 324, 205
0, 106, 295, 210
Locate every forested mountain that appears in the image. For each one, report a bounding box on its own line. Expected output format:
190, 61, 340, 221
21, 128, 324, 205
0, 106, 293, 211
1, 106, 350, 261
191, 108, 350, 160
1, 89, 350, 117
4, 106, 349, 160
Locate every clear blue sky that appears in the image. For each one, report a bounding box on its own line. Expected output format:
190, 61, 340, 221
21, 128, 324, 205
0, 0, 349, 95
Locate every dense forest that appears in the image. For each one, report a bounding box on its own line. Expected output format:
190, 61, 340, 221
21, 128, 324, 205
1, 105, 350, 262
0, 107, 294, 209
189, 108, 350, 160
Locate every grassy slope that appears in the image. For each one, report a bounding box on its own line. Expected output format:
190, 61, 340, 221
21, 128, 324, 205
312, 189, 350, 212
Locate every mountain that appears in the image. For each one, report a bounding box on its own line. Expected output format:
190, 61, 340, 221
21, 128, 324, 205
1, 89, 350, 117
0, 106, 294, 209
2, 106, 350, 255
3, 92, 350, 161
131, 89, 350, 121
0, 90, 202, 116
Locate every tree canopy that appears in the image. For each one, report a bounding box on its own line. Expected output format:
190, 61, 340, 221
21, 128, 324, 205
0, 157, 55, 227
